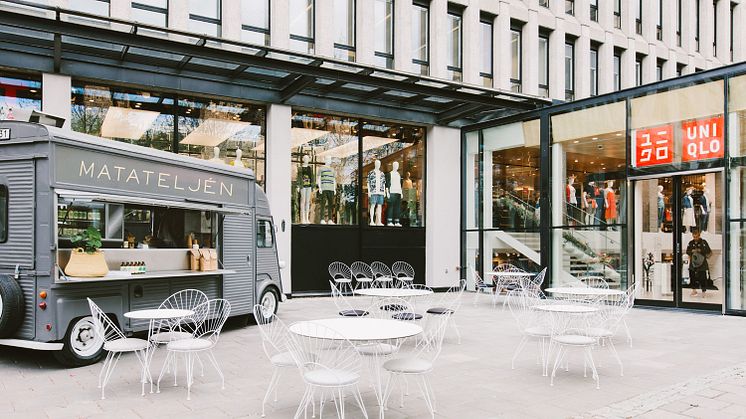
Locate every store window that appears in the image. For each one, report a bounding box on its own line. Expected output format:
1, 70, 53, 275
0, 73, 42, 120
510, 27, 522, 93
132, 0, 168, 27
479, 19, 493, 87
333, 0, 356, 62
412, 2, 429, 76
188, 0, 221, 37
630, 80, 724, 171
289, 0, 315, 53
374, 0, 394, 69
446, 9, 463, 82
551, 102, 628, 288
241, 0, 270, 45
0, 185, 7, 243
538, 35, 549, 98
257, 219, 274, 248
727, 74, 746, 310
465, 130, 480, 231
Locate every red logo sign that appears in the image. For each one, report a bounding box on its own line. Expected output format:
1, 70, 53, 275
682, 116, 724, 162
635, 125, 673, 167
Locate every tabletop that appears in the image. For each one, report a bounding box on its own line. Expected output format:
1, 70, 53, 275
533, 304, 599, 314
289, 318, 423, 341
485, 271, 534, 277
124, 308, 194, 320
355, 288, 433, 298
545, 287, 625, 296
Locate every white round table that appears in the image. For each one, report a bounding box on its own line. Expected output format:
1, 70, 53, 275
545, 287, 625, 298
355, 288, 433, 298
485, 271, 534, 277
124, 308, 194, 393
533, 304, 599, 314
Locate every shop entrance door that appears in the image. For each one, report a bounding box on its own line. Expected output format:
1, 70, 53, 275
634, 171, 723, 310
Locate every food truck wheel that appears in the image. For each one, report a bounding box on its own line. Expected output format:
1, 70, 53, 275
259, 287, 279, 318
54, 316, 105, 367
0, 275, 24, 338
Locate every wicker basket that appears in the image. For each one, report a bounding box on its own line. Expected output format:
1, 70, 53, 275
64, 248, 110, 277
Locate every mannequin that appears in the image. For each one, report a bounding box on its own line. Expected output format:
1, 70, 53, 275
604, 180, 617, 225
582, 181, 597, 225
317, 156, 337, 225
386, 161, 403, 226
367, 159, 386, 226
231, 149, 246, 168
682, 187, 696, 232
297, 155, 314, 224
566, 175, 577, 225
699, 187, 711, 231
209, 146, 222, 163
657, 185, 665, 231
403, 171, 415, 225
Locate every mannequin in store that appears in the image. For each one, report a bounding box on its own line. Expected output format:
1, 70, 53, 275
367, 159, 386, 226
582, 181, 597, 225
592, 181, 605, 225
297, 155, 314, 224
682, 187, 696, 233
386, 161, 403, 226
604, 180, 618, 225
657, 185, 665, 231
209, 146, 222, 163
403, 171, 416, 224
566, 175, 578, 225
231, 149, 246, 168
699, 187, 711, 232
317, 156, 336, 225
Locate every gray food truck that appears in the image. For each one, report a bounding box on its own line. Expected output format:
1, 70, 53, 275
0, 121, 283, 366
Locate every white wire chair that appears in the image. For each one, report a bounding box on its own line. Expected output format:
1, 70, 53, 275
374, 296, 421, 321
382, 312, 451, 417
583, 297, 625, 377
151, 289, 209, 344
87, 298, 149, 400
506, 289, 551, 375
611, 283, 637, 347
546, 300, 602, 389
157, 299, 231, 400
426, 279, 466, 344
582, 276, 610, 289
350, 261, 374, 291
470, 268, 494, 306
330, 280, 370, 317
286, 322, 368, 419
493, 264, 526, 308
371, 261, 395, 288
392, 261, 415, 287
328, 261, 354, 295
253, 304, 300, 417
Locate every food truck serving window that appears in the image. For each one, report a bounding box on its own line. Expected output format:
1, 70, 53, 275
0, 184, 7, 243
257, 219, 274, 248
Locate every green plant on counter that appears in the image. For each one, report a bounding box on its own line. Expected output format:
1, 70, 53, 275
71, 227, 103, 254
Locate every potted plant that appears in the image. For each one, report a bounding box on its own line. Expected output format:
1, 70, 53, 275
64, 227, 110, 277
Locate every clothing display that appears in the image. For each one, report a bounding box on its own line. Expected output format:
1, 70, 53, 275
686, 237, 713, 292
657, 192, 665, 229
370, 194, 384, 206
318, 166, 335, 192
682, 194, 696, 228
387, 193, 401, 225
300, 186, 311, 222
698, 193, 710, 231
605, 188, 617, 221
298, 165, 314, 188
319, 190, 334, 220
566, 182, 578, 223
593, 186, 605, 225
367, 170, 386, 195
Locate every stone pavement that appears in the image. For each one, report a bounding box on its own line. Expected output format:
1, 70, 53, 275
1, 294, 746, 418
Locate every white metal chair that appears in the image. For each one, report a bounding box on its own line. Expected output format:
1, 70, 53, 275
151, 289, 209, 344
392, 261, 415, 287
426, 279, 466, 344
382, 312, 451, 418
286, 322, 368, 419
582, 276, 610, 289
330, 280, 370, 317
547, 300, 602, 389
253, 304, 301, 417
375, 296, 421, 321
583, 297, 625, 377
470, 268, 494, 305
328, 261, 354, 295
371, 261, 395, 288
506, 289, 551, 375
157, 299, 231, 400
350, 261, 374, 291
493, 264, 526, 307
87, 298, 149, 400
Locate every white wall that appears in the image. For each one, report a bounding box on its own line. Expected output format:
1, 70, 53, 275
41, 73, 71, 128
425, 126, 461, 288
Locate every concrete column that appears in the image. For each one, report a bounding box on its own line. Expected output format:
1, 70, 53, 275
662, 0, 676, 47
494, 2, 511, 91
699, 0, 714, 59
394, 0, 413, 73
315, 0, 334, 57
662, 51, 677, 79
429, 0, 448, 79
355, 0, 375, 65
42, 73, 71, 129
734, 3, 745, 62
598, 0, 613, 30
522, 10, 539, 96
716, 0, 731, 62
576, 28, 591, 99
642, 46, 657, 85
109, 0, 130, 20
265, 104, 293, 293
621, 40, 636, 89
462, 2, 480, 85
221, 0, 241, 41
168, 1, 188, 31
426, 125, 460, 288
271, 0, 290, 49
642, 0, 656, 40
548, 22, 566, 100
681, 0, 695, 53
622, 0, 635, 34
597, 32, 614, 94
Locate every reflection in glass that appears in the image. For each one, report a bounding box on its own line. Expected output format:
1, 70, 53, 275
333, 0, 355, 62
0, 73, 42, 120
374, 0, 394, 68
290, 0, 315, 53
634, 178, 674, 302
446, 12, 462, 82
552, 227, 626, 289
412, 4, 429, 75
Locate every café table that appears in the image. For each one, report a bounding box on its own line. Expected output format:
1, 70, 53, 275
545, 287, 625, 301
355, 288, 433, 298
124, 308, 194, 394
290, 317, 422, 418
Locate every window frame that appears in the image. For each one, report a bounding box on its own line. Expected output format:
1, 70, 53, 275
332, 0, 356, 62
479, 17, 494, 86
0, 184, 7, 244
636, 0, 643, 34
374, 0, 395, 69
510, 26, 522, 93
132, 1, 169, 27
289, 0, 316, 51
657, 0, 663, 40
446, 8, 463, 82
241, 0, 270, 46
590, 46, 599, 96
635, 56, 644, 86
538, 34, 549, 98
257, 219, 275, 248
614, 0, 622, 29
677, 0, 682, 46
695, 0, 701, 51
564, 41, 575, 101
411, 2, 430, 75
590, 0, 598, 22
613, 53, 622, 91
188, 0, 222, 37
565, 0, 575, 16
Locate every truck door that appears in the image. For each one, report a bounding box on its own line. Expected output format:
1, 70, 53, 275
221, 212, 255, 316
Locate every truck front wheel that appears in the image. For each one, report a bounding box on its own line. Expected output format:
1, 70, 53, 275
258, 287, 279, 319
53, 316, 105, 367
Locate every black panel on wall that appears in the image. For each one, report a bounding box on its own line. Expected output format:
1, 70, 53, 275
291, 225, 426, 293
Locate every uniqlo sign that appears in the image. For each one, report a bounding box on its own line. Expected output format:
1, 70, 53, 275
682, 116, 724, 162
634, 124, 674, 167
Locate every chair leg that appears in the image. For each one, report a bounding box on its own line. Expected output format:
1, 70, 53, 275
98, 351, 113, 388
100, 352, 122, 400
262, 367, 281, 417
157, 350, 174, 393
185, 351, 197, 400
511, 335, 529, 370
584, 347, 600, 389
352, 385, 368, 419
416, 375, 435, 418
294, 387, 311, 419
623, 319, 633, 348
450, 317, 462, 344
605, 337, 624, 377
206, 349, 225, 389
550, 345, 566, 387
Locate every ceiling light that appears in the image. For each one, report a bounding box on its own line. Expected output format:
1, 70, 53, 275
592, 137, 598, 140
29, 89, 37, 93
574, 159, 578, 163
616, 133, 622, 136
573, 140, 580, 143
101, 106, 160, 140
590, 161, 594, 164
88, 99, 94, 102
180, 118, 252, 147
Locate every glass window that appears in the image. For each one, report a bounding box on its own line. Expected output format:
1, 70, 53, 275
630, 80, 724, 170
362, 123, 425, 227
590, 0, 598, 21
613, 54, 621, 91
538, 35, 549, 98
479, 20, 493, 87
69, 0, 110, 16
728, 222, 746, 310
565, 42, 575, 101
241, 0, 270, 45
590, 48, 598, 96
289, 0, 315, 53
333, 0, 356, 62
677, 0, 683, 45
465, 130, 480, 230
636, 57, 643, 86
412, 3, 429, 76
729, 74, 746, 157
188, 0, 221, 37
730, 74, 746, 310
565, 0, 574, 15
446, 12, 462, 82
656, 63, 664, 81
374, 0, 394, 69
551, 102, 628, 289
614, 0, 622, 28
0, 73, 42, 120
636, 0, 643, 34
257, 219, 274, 248
539, 0, 549, 7
132, 0, 168, 27
0, 185, 7, 243
510, 28, 522, 93
657, 0, 663, 40
695, 0, 701, 51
